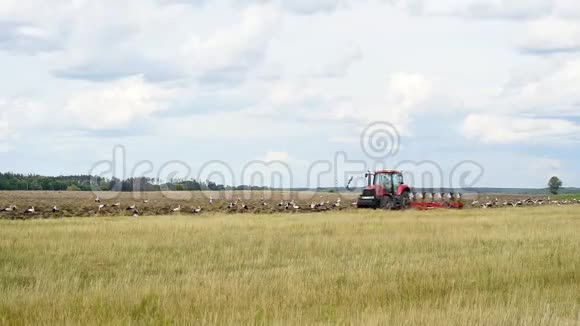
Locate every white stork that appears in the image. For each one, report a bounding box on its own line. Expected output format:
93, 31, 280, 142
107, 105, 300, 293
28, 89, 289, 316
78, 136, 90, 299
3, 205, 16, 212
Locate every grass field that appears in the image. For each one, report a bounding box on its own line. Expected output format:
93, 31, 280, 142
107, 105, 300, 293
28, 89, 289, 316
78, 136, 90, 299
1, 206, 579, 325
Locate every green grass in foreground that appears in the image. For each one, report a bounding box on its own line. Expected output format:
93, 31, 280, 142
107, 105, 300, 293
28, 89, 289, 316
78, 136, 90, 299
0, 207, 579, 325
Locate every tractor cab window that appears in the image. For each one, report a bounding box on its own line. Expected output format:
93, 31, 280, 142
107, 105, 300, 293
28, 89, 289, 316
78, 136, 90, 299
374, 173, 393, 189
392, 173, 403, 186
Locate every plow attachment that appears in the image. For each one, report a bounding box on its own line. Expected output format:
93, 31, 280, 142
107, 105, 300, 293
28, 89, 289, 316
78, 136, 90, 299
410, 201, 464, 210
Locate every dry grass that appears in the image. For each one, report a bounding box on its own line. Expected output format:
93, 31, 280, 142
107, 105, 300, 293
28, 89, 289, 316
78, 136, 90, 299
0, 206, 579, 325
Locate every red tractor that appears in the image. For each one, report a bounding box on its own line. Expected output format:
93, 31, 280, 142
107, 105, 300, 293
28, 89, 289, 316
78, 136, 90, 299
356, 170, 411, 210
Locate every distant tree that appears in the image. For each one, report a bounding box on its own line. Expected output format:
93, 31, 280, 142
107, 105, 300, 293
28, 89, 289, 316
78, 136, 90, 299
29, 181, 43, 191
548, 176, 563, 195
207, 181, 219, 191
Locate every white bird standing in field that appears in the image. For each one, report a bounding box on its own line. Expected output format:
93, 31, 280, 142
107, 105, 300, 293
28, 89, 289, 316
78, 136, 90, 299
112, 202, 121, 207
332, 198, 341, 208
193, 206, 202, 214
3, 205, 16, 212
98, 204, 107, 211
95, 196, 101, 203
172, 205, 181, 213
126, 204, 136, 211
209, 196, 214, 204
24, 206, 35, 214
52, 206, 58, 213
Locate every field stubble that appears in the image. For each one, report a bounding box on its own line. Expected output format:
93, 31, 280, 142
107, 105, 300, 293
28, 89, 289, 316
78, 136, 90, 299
0, 205, 579, 324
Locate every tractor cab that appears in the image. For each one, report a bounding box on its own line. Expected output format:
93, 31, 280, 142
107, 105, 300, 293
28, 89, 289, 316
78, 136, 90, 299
357, 170, 411, 209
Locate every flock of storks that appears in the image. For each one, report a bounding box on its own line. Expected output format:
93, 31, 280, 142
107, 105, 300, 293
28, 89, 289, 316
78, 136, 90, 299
469, 196, 580, 208
1, 192, 577, 218
0, 195, 347, 218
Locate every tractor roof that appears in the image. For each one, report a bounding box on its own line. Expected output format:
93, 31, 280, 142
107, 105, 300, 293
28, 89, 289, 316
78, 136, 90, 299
375, 170, 402, 174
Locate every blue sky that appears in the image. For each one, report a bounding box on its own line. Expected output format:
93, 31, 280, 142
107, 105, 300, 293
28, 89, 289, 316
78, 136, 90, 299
0, 0, 579, 188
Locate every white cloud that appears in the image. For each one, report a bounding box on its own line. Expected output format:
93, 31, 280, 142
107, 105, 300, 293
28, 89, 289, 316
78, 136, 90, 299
64, 75, 175, 130
390, 0, 554, 20
315, 43, 362, 78
0, 97, 53, 151
0, 1, 282, 84
328, 73, 433, 130
0, 22, 63, 54
279, 0, 348, 15
520, 19, 580, 54
462, 113, 580, 144
497, 58, 580, 117
177, 5, 281, 80
262, 151, 290, 161
552, 0, 580, 19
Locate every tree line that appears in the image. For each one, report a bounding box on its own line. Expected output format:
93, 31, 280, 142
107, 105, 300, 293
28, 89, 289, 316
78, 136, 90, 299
0, 172, 270, 192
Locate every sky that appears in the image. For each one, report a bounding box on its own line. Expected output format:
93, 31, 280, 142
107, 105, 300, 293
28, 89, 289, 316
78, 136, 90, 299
0, 0, 579, 189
